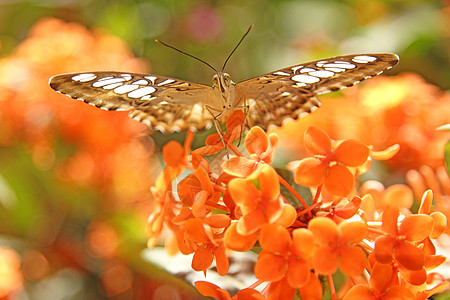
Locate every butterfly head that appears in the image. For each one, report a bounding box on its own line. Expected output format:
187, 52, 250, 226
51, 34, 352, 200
212, 72, 235, 108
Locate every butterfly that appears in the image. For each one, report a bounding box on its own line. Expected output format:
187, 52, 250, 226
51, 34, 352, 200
49, 29, 399, 133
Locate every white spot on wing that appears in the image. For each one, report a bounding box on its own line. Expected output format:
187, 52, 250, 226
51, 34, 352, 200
291, 74, 320, 84
145, 76, 157, 84
141, 95, 156, 101
352, 55, 377, 63
308, 70, 334, 78
296, 82, 307, 87
291, 66, 303, 73
72, 73, 97, 82
96, 76, 114, 81
157, 79, 176, 86
102, 83, 123, 90
132, 79, 149, 85
321, 63, 355, 69
113, 84, 139, 94
128, 86, 156, 98
300, 68, 316, 73
316, 61, 326, 67
93, 78, 126, 87
121, 74, 132, 80
325, 67, 345, 72
273, 71, 290, 76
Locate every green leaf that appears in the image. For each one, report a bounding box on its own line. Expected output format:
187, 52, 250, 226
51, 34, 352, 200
275, 168, 312, 207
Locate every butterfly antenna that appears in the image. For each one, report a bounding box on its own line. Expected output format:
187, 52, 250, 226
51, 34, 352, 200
222, 25, 253, 72
155, 39, 217, 73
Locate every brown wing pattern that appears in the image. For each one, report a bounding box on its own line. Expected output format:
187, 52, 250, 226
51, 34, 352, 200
236, 53, 399, 130
49, 72, 216, 131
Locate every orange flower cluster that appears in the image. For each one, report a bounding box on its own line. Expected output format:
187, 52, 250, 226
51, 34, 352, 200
276, 73, 450, 171
0, 17, 153, 204
147, 112, 449, 299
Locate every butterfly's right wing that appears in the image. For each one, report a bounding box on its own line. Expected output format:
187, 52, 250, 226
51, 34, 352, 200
235, 53, 399, 130
49, 72, 218, 132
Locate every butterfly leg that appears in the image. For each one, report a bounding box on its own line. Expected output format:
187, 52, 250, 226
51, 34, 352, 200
205, 105, 229, 157
236, 96, 249, 146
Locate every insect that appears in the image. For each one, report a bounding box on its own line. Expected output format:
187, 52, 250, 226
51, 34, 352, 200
49, 26, 399, 135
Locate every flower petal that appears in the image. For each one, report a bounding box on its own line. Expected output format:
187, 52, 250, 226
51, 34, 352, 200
339, 221, 367, 244
162, 140, 184, 167
274, 204, 297, 228
260, 224, 292, 253
342, 285, 376, 300
228, 178, 260, 208
398, 266, 427, 286
223, 222, 258, 251
292, 228, 315, 257
308, 217, 338, 245
382, 184, 413, 209
313, 245, 338, 274
339, 245, 366, 276
304, 126, 332, 155
374, 235, 395, 264
185, 219, 213, 244
370, 262, 394, 293
381, 205, 399, 236
192, 246, 214, 272
222, 157, 259, 177
370, 144, 400, 160
394, 242, 424, 271
294, 157, 327, 186
235, 288, 266, 300
418, 189, 433, 215
259, 165, 280, 201
383, 286, 415, 299
399, 215, 434, 241
334, 139, 369, 167
245, 126, 269, 156
287, 257, 311, 287
430, 212, 447, 239
213, 246, 229, 276
262, 133, 279, 163
236, 210, 265, 235
195, 281, 231, 300
298, 273, 323, 300
324, 164, 354, 197
267, 278, 296, 300
254, 251, 286, 282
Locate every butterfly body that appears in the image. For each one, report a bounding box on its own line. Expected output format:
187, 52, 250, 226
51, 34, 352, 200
49, 53, 399, 132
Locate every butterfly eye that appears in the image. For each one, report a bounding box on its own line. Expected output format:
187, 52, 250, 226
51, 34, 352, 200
212, 75, 219, 86
223, 74, 231, 84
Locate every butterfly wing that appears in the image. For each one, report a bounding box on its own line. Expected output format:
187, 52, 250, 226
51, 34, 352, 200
235, 53, 399, 130
49, 72, 218, 132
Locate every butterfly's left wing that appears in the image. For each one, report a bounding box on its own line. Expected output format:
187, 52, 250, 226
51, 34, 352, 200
49, 72, 219, 132
235, 53, 399, 130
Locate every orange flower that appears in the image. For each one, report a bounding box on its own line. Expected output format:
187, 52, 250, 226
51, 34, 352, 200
228, 165, 295, 235
255, 224, 315, 289
222, 126, 278, 177
343, 262, 415, 300
308, 217, 367, 276
195, 281, 265, 300
194, 110, 245, 156
294, 126, 369, 197
373, 205, 434, 284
